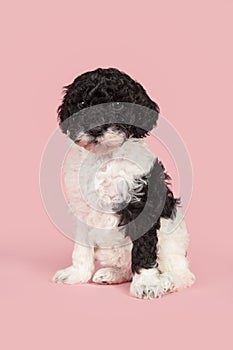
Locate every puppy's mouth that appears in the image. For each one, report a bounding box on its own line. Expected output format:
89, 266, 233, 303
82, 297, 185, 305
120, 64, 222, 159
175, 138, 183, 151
75, 139, 95, 150
83, 144, 93, 150
75, 128, 127, 153
82, 142, 97, 151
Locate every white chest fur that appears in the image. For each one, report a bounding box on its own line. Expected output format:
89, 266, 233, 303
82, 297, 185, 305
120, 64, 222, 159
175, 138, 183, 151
62, 138, 156, 247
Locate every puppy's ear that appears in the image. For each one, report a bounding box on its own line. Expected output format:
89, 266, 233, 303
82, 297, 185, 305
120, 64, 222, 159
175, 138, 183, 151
57, 81, 83, 135
58, 113, 69, 134
133, 82, 160, 135
57, 85, 71, 134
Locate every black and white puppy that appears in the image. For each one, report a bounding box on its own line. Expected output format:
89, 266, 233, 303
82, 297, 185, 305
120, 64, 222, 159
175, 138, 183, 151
52, 67, 195, 299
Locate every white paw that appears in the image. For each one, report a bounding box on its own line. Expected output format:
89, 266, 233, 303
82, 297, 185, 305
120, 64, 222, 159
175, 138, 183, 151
184, 271, 195, 287
52, 265, 92, 284
168, 269, 196, 290
130, 282, 165, 299
130, 268, 165, 299
92, 267, 130, 284
159, 272, 175, 293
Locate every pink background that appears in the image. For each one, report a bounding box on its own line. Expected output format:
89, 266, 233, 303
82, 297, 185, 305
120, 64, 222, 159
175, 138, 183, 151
1, 1, 232, 349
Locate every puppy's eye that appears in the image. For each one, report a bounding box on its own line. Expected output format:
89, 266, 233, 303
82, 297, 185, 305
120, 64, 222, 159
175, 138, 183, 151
112, 102, 124, 111
79, 101, 86, 108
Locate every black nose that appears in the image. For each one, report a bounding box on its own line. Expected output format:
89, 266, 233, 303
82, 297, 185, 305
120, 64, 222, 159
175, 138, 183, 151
89, 127, 103, 137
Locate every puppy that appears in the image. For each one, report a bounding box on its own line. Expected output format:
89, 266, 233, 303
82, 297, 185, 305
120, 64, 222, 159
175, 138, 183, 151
52, 67, 195, 299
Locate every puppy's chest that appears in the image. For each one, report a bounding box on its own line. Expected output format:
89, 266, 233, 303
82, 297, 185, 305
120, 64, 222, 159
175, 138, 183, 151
62, 141, 155, 215
81, 155, 143, 206
82, 141, 155, 192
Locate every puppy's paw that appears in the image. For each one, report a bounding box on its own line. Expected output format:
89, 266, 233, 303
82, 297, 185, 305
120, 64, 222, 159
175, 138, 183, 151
130, 268, 165, 299
52, 265, 92, 284
159, 272, 176, 293
130, 283, 164, 299
93, 267, 131, 284
170, 269, 196, 289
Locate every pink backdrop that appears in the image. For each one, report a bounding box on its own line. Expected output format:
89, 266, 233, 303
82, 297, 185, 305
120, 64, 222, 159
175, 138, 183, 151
1, 1, 232, 349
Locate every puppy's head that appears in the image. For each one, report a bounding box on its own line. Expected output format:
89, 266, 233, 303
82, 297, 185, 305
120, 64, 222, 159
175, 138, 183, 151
57, 67, 160, 153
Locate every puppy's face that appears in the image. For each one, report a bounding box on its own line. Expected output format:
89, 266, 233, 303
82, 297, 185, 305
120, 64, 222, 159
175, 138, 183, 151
57, 68, 160, 153
75, 124, 127, 154
71, 102, 131, 154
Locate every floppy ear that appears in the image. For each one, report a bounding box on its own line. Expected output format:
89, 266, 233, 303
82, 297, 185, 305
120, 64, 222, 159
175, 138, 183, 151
57, 89, 70, 134
58, 116, 69, 135
57, 82, 83, 135
126, 106, 159, 138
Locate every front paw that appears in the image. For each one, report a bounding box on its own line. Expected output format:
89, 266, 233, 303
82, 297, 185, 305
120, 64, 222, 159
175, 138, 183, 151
130, 268, 169, 299
130, 281, 165, 299
52, 265, 92, 284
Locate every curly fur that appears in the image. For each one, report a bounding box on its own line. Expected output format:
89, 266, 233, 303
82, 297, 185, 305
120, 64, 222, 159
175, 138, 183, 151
57, 67, 159, 140
52, 67, 195, 299
115, 158, 180, 274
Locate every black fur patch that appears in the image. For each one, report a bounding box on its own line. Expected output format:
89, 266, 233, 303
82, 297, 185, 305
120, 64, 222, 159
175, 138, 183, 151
115, 159, 180, 274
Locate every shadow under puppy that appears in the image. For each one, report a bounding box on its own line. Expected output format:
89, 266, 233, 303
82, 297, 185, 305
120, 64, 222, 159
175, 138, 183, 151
52, 67, 195, 299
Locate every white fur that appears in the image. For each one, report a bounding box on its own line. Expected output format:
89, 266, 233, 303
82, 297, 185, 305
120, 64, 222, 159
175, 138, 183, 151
53, 136, 195, 298
52, 244, 95, 284
130, 267, 175, 299
129, 212, 195, 299
157, 213, 195, 290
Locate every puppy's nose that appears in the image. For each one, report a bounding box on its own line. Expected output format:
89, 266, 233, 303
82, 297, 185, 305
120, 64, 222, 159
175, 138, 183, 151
89, 127, 103, 137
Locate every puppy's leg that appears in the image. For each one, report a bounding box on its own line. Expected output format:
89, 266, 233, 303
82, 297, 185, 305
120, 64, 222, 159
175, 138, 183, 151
157, 213, 195, 291
52, 243, 95, 284
92, 177, 133, 284
92, 243, 132, 284
130, 227, 172, 299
